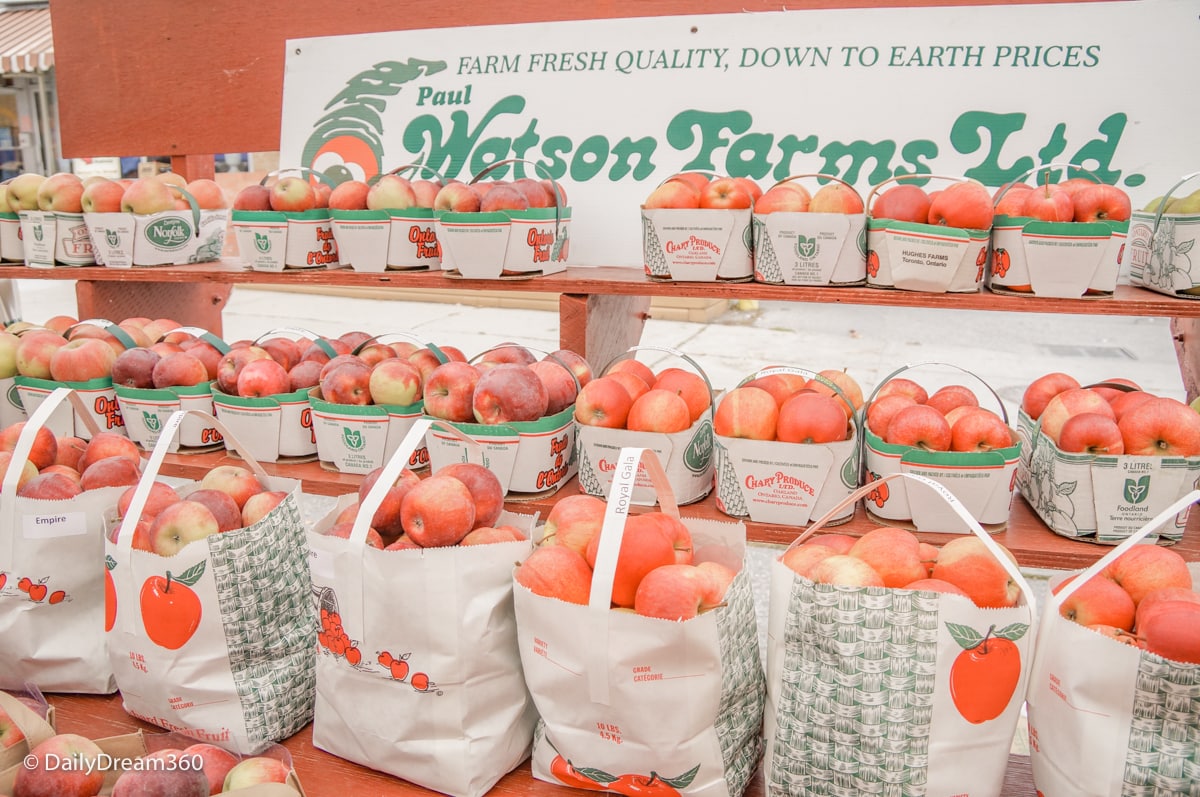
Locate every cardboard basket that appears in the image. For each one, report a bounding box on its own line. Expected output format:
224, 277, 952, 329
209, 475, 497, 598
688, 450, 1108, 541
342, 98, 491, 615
861, 363, 1020, 533
641, 171, 753, 282
1126, 170, 1200, 298
1016, 406, 1200, 544
231, 169, 341, 271
752, 174, 867, 286
210, 386, 317, 463
714, 366, 861, 526
0, 211, 24, 263
437, 159, 570, 279
309, 391, 429, 474
85, 183, 227, 268
865, 174, 991, 293
0, 376, 25, 426
328, 163, 444, 272
575, 346, 715, 506
19, 209, 96, 267
987, 163, 1127, 298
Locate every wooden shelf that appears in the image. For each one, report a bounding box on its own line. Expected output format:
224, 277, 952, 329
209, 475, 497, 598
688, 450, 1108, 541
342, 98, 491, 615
155, 449, 1200, 572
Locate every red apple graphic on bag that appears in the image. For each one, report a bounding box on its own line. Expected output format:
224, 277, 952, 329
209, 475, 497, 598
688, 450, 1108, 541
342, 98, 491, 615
947, 621, 1027, 724
140, 562, 206, 649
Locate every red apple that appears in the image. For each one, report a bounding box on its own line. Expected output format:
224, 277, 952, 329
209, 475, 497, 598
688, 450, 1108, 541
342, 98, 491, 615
776, 392, 848, 444
713, 386, 778, 441
643, 180, 700, 209
699, 177, 753, 210
13, 732, 106, 797
400, 474, 476, 547
358, 466, 421, 542
780, 542, 839, 579
993, 183, 1035, 217
181, 743, 240, 796
1053, 572, 1135, 630
1139, 601, 1200, 663
215, 346, 273, 395
149, 499, 221, 556
848, 527, 927, 588
80, 177, 127, 213
542, 493, 606, 556
152, 351, 210, 389
1020, 182, 1075, 222
77, 432, 141, 473
753, 183, 811, 214
1057, 412, 1125, 455
872, 184, 931, 223
866, 394, 919, 439
949, 408, 1013, 452
439, 461, 505, 527
626, 388, 691, 433
472, 363, 549, 424
269, 176, 317, 212
633, 563, 709, 620
931, 536, 1021, 608
875, 377, 929, 405
515, 544, 593, 604
80, 456, 141, 491
925, 384, 980, 416
1040, 387, 1114, 446
1103, 544, 1193, 608
529, 359, 578, 415
287, 360, 324, 392
221, 756, 291, 791
0, 421, 59, 470
1073, 184, 1132, 223
186, 488, 243, 532
1022, 372, 1081, 420
111, 347, 162, 389
47, 337, 116, 382
328, 180, 371, 210
17, 471, 83, 500
117, 479, 181, 521
319, 360, 373, 405
573, 376, 634, 429
423, 361, 481, 422
544, 349, 592, 388
652, 367, 710, 423
885, 404, 952, 450
1118, 396, 1200, 456
927, 181, 994, 229
585, 513, 675, 608
198, 464, 264, 510
433, 182, 482, 212
121, 177, 176, 214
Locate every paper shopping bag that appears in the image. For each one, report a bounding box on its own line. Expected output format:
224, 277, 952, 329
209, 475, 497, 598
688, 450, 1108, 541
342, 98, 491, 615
0, 688, 55, 771
0, 387, 122, 694
515, 447, 766, 797
105, 409, 315, 754
309, 418, 538, 797
1027, 490, 1200, 797
764, 472, 1038, 797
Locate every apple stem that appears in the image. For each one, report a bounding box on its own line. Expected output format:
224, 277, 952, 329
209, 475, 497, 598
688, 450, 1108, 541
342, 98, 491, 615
163, 571, 174, 594
980, 624, 997, 653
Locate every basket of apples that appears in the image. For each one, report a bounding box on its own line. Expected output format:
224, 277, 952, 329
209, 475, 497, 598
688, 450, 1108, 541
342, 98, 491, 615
421, 342, 587, 496
987, 162, 1131, 297
326, 163, 445, 272
11, 317, 144, 440
1027, 494, 1200, 796
767, 471, 1036, 796
865, 174, 995, 293
308, 418, 538, 795
111, 325, 230, 453
307, 332, 471, 474
573, 346, 715, 505
752, 174, 867, 286
641, 170, 758, 282
1127, 170, 1200, 298
231, 168, 340, 271
0, 170, 95, 267
434, 158, 570, 279
0, 176, 27, 263
712, 365, 863, 526
0, 323, 27, 425
861, 364, 1020, 533
1016, 370, 1200, 544
513, 447, 764, 797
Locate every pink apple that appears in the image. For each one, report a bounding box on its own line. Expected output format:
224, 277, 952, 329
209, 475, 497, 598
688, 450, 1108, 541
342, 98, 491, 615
221, 756, 291, 791
121, 178, 176, 214
199, 464, 264, 510
366, 174, 418, 211
181, 743, 240, 796
515, 544, 593, 604
541, 493, 606, 556
368, 357, 423, 406
439, 461, 505, 527
13, 733, 107, 797
400, 474, 476, 547
423, 361, 481, 422
149, 500, 221, 556
472, 363, 549, 424
186, 488, 243, 532
1040, 388, 1115, 446
152, 351, 210, 388
236, 357, 292, 398
268, 176, 317, 212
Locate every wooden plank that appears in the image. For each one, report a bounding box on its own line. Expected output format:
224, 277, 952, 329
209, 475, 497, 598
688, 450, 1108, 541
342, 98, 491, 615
1171, 316, 1200, 403
74, 281, 231, 336
560, 293, 650, 372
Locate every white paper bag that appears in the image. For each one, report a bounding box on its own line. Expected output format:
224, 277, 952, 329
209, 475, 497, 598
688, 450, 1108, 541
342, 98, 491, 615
309, 418, 538, 797
764, 472, 1038, 797
105, 409, 315, 754
1027, 490, 1200, 797
0, 388, 121, 694
516, 447, 765, 797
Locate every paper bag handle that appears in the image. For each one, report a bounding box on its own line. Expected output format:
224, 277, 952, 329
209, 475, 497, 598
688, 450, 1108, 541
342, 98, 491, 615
1046, 489, 1200, 611
0, 689, 55, 753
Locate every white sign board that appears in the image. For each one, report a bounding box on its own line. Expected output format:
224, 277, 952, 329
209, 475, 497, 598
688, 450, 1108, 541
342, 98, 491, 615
280, 0, 1198, 267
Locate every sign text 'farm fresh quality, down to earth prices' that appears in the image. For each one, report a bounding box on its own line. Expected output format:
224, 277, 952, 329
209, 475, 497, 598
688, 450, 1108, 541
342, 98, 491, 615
279, 0, 1196, 266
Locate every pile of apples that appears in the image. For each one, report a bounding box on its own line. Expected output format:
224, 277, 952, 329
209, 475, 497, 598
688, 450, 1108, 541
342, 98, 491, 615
327, 461, 521, 549
1021, 371, 1200, 456
421, 343, 592, 425
0, 315, 185, 385
1, 425, 143, 501
867, 377, 1015, 453
755, 179, 864, 215
515, 493, 738, 621
111, 464, 287, 557
994, 177, 1132, 224
781, 526, 1023, 609
0, 170, 227, 217
233, 175, 332, 213
713, 368, 863, 443
13, 731, 293, 796
573, 359, 710, 434
871, 180, 996, 230
324, 172, 566, 214
643, 171, 761, 210
1053, 543, 1199, 664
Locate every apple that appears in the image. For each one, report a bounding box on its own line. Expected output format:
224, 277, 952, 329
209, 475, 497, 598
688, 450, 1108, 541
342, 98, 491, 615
585, 512, 675, 608
713, 386, 778, 440
215, 346, 273, 395
472, 363, 549, 424
183, 178, 227, 210
148, 500, 220, 555
400, 474, 476, 547
1039, 387, 1114, 445
1102, 544, 1192, 607
77, 432, 141, 473
643, 180, 700, 209
753, 183, 811, 214
1135, 587, 1200, 630
992, 183, 1035, 217
626, 388, 691, 433
1020, 181, 1074, 222
652, 367, 710, 422
80, 177, 127, 213
1053, 572, 1136, 630
0, 451, 38, 491
300, 337, 351, 366
743, 373, 806, 407
866, 394, 918, 438
232, 184, 272, 211
949, 408, 1013, 452
809, 182, 864, 213
15, 329, 69, 379
925, 384, 979, 416
149, 351, 208, 389
110, 347, 161, 389
699, 177, 753, 210
573, 375, 634, 428
0, 421, 59, 470
411, 179, 441, 208
357, 465, 421, 542
288, 359, 323, 392
875, 377, 928, 405
0, 702, 26, 748
477, 343, 538, 369
318, 360, 373, 405
433, 182, 482, 212
541, 493, 606, 555
544, 349, 592, 388
807, 554, 885, 587
931, 536, 1021, 608
780, 542, 838, 579
367, 357, 423, 406
1118, 396, 1200, 456
268, 176, 317, 212
460, 526, 523, 545
117, 479, 181, 521
0, 329, 21, 378
776, 392, 848, 444
632, 563, 710, 620
121, 178, 176, 214
927, 181, 994, 229
318, 353, 364, 382
666, 172, 711, 193
423, 361, 481, 422
13, 732, 106, 797
366, 174, 418, 211
872, 184, 930, 223
1139, 601, 1200, 663
33, 172, 84, 213
845, 527, 926, 588
606, 370, 651, 404
186, 488, 243, 532
17, 471, 83, 500
529, 359, 578, 415
512, 177, 555, 208
902, 578, 972, 598
199, 464, 264, 510
1021, 372, 1081, 420
222, 756, 291, 791
111, 748, 210, 797
1089, 377, 1141, 404
1073, 184, 1132, 223
241, 490, 288, 527
6, 171, 47, 211
326, 520, 385, 548
515, 544, 593, 605
1057, 412, 1125, 455
328, 179, 371, 210
181, 743, 239, 797
439, 461, 505, 527
54, 435, 88, 470
80, 456, 141, 491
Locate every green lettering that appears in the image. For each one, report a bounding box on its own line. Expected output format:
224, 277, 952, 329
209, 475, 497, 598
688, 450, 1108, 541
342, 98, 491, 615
951, 110, 1034, 186
665, 110, 753, 172
402, 95, 527, 180
895, 139, 938, 179
727, 133, 775, 180
570, 135, 610, 181
1070, 113, 1134, 186
609, 137, 657, 181
771, 134, 819, 181
817, 140, 895, 186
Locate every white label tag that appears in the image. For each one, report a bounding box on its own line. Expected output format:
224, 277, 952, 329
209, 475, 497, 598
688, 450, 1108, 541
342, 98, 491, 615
23, 511, 88, 538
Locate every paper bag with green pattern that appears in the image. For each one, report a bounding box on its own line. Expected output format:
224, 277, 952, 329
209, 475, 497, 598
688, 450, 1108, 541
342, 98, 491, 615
764, 471, 1038, 797
105, 409, 316, 755
515, 446, 766, 797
